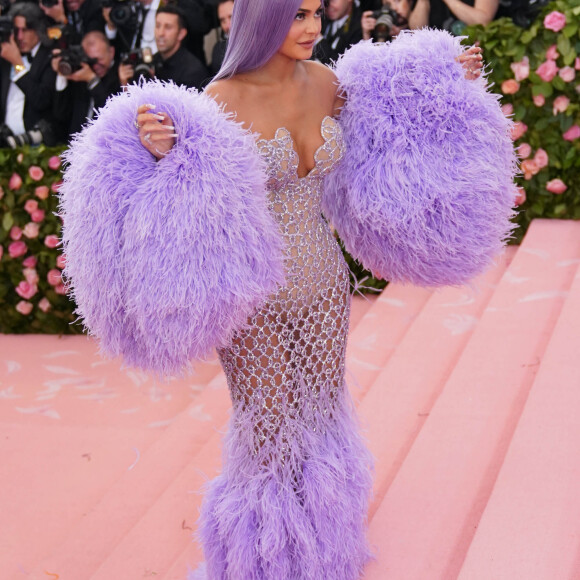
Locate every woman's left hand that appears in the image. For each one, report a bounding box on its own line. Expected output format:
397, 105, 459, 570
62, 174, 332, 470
456, 45, 484, 80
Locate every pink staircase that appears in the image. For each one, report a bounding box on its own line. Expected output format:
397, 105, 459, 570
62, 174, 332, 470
1, 219, 579, 580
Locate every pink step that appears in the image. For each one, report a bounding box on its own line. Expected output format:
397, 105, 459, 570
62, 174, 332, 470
457, 257, 580, 579
26, 371, 230, 578
360, 246, 516, 516
346, 285, 433, 403
363, 220, 580, 580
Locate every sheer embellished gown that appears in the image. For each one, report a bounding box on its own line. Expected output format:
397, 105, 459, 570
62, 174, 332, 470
197, 116, 373, 580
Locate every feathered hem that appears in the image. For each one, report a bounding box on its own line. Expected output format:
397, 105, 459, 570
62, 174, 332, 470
192, 382, 373, 580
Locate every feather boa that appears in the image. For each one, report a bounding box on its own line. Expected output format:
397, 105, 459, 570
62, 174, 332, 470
59, 81, 285, 378
324, 30, 518, 287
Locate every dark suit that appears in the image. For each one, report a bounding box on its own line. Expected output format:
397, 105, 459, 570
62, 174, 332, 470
315, 6, 363, 65
153, 45, 209, 89
53, 65, 120, 142
66, 0, 107, 37
0, 45, 57, 138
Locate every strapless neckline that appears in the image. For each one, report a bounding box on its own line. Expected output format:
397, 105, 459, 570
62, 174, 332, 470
256, 115, 340, 181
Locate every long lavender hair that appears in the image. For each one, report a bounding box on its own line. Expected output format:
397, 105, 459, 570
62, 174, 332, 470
213, 0, 304, 80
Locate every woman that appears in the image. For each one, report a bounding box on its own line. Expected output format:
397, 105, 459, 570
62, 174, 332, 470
133, 1, 484, 578
408, 0, 498, 31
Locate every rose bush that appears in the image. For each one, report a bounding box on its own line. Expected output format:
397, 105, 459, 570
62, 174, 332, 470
0, 145, 80, 334
466, 0, 580, 241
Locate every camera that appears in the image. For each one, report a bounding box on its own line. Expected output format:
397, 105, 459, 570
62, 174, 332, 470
371, 8, 407, 43
48, 25, 97, 76
102, 0, 139, 28
121, 47, 154, 81
0, 15, 12, 43
0, 120, 55, 149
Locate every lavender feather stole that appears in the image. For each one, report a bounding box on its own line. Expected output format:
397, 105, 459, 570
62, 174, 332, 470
324, 30, 518, 287
59, 81, 285, 377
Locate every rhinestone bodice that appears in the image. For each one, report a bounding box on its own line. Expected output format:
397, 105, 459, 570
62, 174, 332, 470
218, 114, 351, 455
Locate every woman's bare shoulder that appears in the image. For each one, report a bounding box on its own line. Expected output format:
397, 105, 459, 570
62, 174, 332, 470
302, 60, 344, 116
204, 78, 242, 115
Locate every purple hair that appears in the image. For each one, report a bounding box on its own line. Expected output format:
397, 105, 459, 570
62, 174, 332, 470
213, 0, 303, 80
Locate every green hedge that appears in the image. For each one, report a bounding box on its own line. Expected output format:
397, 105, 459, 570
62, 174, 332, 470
465, 0, 580, 242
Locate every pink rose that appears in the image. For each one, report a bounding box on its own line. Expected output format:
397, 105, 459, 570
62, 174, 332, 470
559, 66, 576, 83
48, 155, 61, 170
533, 94, 546, 107
31, 209, 45, 223
35, 185, 50, 200
23, 268, 39, 285
56, 254, 66, 269
553, 95, 570, 115
8, 241, 27, 258
47, 269, 62, 286
38, 297, 51, 313
501, 79, 520, 94
563, 125, 580, 141
511, 121, 528, 141
51, 181, 62, 193
54, 283, 68, 295
537, 60, 558, 82
514, 186, 526, 206
546, 179, 567, 194
546, 44, 559, 61
22, 255, 37, 268
44, 235, 60, 249
501, 103, 513, 116
28, 166, 44, 181
22, 222, 40, 239
10, 226, 23, 241
517, 143, 532, 159
544, 11, 566, 32
533, 148, 549, 169
576, 57, 580, 71
9, 173, 22, 190
510, 56, 530, 81
15, 301, 33, 316
24, 199, 39, 214
521, 159, 539, 180
15, 281, 38, 300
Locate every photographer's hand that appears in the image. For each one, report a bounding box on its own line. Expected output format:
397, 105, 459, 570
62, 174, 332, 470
67, 62, 97, 84
119, 63, 135, 87
361, 11, 377, 41
136, 104, 177, 160
103, 7, 116, 32
1, 35, 24, 68
40, 0, 67, 25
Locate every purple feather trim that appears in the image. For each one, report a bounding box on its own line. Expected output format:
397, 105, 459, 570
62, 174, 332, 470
59, 81, 285, 377
324, 30, 518, 287
195, 379, 373, 580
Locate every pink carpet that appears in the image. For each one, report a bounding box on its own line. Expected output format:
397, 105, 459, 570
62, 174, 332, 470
1, 219, 579, 580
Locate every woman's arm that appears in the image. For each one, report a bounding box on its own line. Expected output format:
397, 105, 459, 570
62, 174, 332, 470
443, 0, 499, 26
408, 0, 430, 29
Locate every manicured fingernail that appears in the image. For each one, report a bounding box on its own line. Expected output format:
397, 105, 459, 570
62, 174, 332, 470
144, 103, 155, 108
152, 114, 165, 121
161, 125, 175, 130
167, 133, 178, 138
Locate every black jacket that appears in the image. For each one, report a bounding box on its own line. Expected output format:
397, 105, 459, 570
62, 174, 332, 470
0, 45, 57, 135
315, 6, 363, 65
153, 45, 209, 89
53, 65, 120, 142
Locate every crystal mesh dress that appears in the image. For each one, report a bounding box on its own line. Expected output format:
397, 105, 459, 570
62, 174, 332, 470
198, 116, 373, 580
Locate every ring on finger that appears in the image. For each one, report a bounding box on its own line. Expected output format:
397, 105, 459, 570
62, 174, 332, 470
134, 119, 142, 130
144, 132, 152, 144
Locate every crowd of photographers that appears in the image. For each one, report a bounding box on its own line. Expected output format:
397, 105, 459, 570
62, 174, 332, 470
0, 0, 546, 147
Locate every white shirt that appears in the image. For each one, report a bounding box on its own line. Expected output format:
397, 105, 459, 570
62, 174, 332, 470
5, 42, 40, 135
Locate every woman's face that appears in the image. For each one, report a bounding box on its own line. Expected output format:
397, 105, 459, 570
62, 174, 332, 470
278, 0, 323, 61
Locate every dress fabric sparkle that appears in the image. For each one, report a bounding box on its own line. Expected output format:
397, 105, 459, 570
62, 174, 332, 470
197, 116, 373, 580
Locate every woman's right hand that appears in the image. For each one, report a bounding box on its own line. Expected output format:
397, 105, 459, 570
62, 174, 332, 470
136, 104, 177, 160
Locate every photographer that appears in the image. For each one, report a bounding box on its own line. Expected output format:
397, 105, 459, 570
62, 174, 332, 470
361, 0, 411, 41
408, 0, 498, 32
41, 0, 106, 37
52, 30, 120, 142
118, 4, 207, 89
209, 0, 232, 76
315, 0, 362, 65
103, 0, 158, 56
0, 2, 56, 147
